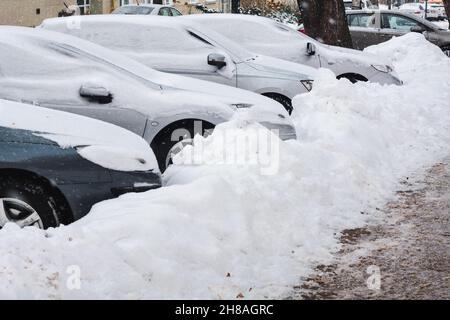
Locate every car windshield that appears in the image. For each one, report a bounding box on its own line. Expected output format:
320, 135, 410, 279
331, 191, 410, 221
188, 25, 257, 62
113, 6, 155, 15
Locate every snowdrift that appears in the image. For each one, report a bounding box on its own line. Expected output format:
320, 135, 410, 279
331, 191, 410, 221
0, 33, 449, 299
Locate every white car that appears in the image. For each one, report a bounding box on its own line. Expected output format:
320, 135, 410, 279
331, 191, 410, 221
429, 3, 448, 21
400, 3, 440, 20
179, 14, 402, 85
345, 0, 378, 10
40, 15, 317, 114
112, 4, 182, 16
0, 27, 295, 171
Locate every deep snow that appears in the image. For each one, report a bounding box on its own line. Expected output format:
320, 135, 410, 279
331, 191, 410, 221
0, 33, 449, 299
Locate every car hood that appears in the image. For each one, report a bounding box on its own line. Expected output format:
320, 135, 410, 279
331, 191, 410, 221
0, 99, 159, 172
247, 55, 317, 80
318, 43, 393, 68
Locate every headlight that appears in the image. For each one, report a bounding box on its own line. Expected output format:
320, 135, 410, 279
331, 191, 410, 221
300, 80, 314, 92
230, 103, 253, 109
372, 64, 393, 73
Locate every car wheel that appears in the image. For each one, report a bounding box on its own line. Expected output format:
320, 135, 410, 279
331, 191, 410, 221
151, 120, 215, 173
0, 175, 63, 229
261, 93, 293, 115
441, 46, 450, 58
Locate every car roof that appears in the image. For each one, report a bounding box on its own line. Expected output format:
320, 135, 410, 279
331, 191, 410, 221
43, 14, 189, 30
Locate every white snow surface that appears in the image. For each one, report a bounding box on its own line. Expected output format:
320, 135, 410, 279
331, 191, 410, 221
0, 99, 158, 172
0, 33, 449, 299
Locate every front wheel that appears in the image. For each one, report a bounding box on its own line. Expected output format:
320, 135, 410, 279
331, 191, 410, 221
151, 120, 215, 173
441, 46, 450, 58
0, 175, 63, 229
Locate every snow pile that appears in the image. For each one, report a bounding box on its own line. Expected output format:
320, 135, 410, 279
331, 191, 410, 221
0, 34, 449, 299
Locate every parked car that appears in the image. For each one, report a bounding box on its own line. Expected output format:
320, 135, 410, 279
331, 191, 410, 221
112, 4, 182, 16
0, 99, 161, 229
40, 15, 318, 114
0, 27, 296, 172
347, 10, 450, 57
346, 0, 379, 10
179, 14, 401, 85
428, 2, 448, 21
399, 2, 440, 20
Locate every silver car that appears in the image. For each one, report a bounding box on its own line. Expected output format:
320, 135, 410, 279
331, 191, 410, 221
40, 15, 317, 114
0, 27, 296, 172
180, 14, 403, 85
112, 4, 182, 16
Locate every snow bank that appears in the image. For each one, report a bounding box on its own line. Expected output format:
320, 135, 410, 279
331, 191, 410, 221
0, 34, 449, 299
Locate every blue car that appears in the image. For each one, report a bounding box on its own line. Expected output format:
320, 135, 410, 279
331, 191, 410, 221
0, 100, 162, 229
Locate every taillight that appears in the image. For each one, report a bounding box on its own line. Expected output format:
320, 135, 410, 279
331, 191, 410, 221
298, 27, 306, 35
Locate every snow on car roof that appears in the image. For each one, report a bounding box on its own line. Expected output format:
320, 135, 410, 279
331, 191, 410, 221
0, 98, 158, 172
41, 15, 256, 62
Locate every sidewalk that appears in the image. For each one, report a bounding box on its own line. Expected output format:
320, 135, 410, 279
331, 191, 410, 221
293, 158, 450, 299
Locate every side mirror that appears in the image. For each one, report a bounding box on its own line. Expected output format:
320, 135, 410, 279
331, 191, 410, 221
207, 53, 227, 69
410, 26, 425, 33
306, 42, 316, 56
79, 84, 113, 104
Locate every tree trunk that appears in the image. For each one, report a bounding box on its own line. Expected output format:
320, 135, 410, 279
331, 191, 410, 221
444, 0, 450, 29
298, 0, 353, 48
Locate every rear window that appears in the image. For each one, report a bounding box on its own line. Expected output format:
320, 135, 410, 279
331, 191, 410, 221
347, 13, 376, 28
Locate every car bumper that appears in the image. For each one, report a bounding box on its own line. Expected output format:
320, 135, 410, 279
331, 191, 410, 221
260, 122, 297, 140
59, 170, 161, 221
370, 71, 403, 86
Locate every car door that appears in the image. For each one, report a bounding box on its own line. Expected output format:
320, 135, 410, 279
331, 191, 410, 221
0, 40, 148, 137
379, 13, 427, 43
347, 12, 382, 49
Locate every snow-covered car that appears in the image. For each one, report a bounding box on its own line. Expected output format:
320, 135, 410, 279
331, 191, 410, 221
0, 99, 161, 229
178, 14, 402, 85
112, 4, 182, 16
0, 27, 295, 172
40, 15, 317, 114
346, 0, 379, 10
399, 2, 440, 20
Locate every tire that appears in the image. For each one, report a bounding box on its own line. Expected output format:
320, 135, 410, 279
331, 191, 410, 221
0, 175, 64, 229
261, 93, 293, 115
151, 120, 214, 173
441, 46, 450, 58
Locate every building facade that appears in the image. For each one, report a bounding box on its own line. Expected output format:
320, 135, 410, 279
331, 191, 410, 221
0, 0, 232, 27
0, 0, 75, 27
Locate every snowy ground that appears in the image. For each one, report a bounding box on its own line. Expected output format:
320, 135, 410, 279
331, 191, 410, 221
0, 33, 449, 299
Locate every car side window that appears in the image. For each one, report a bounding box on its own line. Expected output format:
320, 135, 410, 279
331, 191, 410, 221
158, 7, 171, 16
347, 13, 376, 28
381, 14, 420, 31
170, 8, 182, 16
